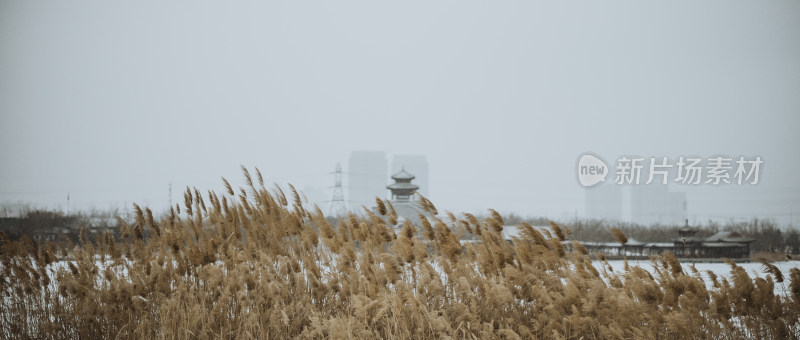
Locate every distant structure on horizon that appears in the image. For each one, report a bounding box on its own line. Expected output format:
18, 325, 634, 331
348, 151, 388, 211
585, 183, 622, 221
390, 155, 429, 198
630, 184, 687, 226
328, 163, 346, 217
386, 168, 432, 226
585, 183, 687, 226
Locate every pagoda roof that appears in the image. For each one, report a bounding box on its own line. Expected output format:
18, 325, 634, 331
391, 169, 415, 180
704, 231, 755, 243
387, 182, 419, 190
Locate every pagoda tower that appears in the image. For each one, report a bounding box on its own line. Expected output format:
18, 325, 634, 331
387, 168, 419, 201
381, 167, 433, 227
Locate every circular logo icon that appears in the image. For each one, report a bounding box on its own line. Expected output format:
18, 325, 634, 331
577, 153, 609, 187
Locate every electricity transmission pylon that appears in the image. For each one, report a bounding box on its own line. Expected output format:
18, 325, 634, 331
328, 163, 346, 217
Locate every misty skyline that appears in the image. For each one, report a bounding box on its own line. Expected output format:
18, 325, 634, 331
1, 1, 798, 226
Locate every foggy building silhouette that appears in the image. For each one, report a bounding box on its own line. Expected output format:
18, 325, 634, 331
585, 182, 687, 226
630, 184, 687, 225
348, 151, 388, 211
585, 183, 622, 221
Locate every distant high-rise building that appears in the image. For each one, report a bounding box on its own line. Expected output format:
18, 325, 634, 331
348, 151, 388, 211
630, 184, 687, 226
585, 183, 622, 221
390, 155, 429, 198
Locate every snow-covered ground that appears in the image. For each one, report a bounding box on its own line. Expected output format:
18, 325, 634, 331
23, 256, 800, 299
603, 259, 800, 296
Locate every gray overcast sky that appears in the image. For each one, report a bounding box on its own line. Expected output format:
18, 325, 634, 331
1, 1, 799, 225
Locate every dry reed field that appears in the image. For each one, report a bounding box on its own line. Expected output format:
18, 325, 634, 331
2, 168, 799, 339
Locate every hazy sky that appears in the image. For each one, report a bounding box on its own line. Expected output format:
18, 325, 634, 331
1, 1, 799, 225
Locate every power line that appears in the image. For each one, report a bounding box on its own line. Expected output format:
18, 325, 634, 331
328, 163, 346, 217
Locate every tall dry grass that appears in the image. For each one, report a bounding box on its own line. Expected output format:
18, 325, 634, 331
1, 168, 799, 339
